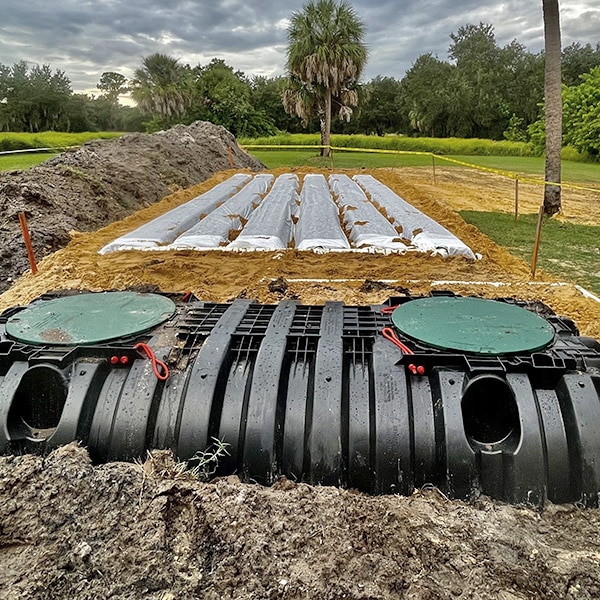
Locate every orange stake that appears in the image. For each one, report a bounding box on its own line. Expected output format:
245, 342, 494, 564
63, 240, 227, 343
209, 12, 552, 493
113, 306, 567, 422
18, 212, 38, 275
228, 146, 234, 168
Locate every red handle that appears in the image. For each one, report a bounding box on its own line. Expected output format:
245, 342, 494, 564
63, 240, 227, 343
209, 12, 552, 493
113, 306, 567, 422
381, 305, 400, 314
381, 327, 414, 355
134, 343, 170, 381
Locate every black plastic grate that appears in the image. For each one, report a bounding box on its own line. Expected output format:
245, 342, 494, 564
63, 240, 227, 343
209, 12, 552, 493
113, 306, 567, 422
344, 306, 388, 337
289, 306, 323, 337
235, 305, 277, 336
230, 334, 263, 363
344, 336, 373, 363
287, 336, 319, 362
177, 303, 229, 338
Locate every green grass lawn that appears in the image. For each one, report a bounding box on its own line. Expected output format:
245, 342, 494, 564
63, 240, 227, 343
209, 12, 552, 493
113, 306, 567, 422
460, 211, 600, 295
439, 155, 600, 185
0, 131, 124, 172
0, 131, 123, 152
0, 151, 58, 171
248, 147, 600, 185
248, 147, 433, 169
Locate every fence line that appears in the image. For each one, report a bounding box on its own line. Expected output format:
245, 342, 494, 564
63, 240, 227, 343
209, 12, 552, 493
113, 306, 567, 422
242, 143, 600, 196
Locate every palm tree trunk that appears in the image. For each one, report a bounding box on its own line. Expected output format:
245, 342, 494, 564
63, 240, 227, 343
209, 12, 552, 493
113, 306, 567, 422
320, 88, 332, 157
543, 0, 562, 216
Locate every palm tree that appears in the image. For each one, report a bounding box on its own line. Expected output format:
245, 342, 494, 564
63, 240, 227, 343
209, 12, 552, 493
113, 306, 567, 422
542, 0, 562, 215
284, 0, 367, 156
130, 53, 192, 125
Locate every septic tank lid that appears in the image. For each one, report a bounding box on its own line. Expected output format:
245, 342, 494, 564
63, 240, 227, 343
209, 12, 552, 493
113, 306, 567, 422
6, 291, 176, 346
391, 296, 555, 355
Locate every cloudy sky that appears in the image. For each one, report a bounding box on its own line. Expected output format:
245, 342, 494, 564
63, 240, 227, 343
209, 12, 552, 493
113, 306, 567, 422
1, 0, 599, 96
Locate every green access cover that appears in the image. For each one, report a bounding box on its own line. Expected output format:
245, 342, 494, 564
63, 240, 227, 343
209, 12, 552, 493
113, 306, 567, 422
391, 296, 555, 355
6, 291, 176, 346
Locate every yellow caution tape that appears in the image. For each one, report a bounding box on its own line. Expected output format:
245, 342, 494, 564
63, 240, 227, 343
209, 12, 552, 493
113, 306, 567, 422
241, 144, 600, 196
432, 154, 600, 194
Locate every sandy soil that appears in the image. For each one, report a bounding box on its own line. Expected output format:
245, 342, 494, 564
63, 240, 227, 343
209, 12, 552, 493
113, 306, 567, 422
2, 167, 598, 339
1, 134, 600, 599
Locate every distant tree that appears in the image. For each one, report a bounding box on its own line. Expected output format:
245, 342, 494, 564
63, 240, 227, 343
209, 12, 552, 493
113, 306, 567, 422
0, 61, 72, 132
562, 42, 600, 86
562, 66, 600, 158
358, 76, 405, 135
542, 0, 562, 216
396, 24, 545, 141
119, 106, 145, 132
0, 63, 18, 131
498, 41, 545, 131
62, 93, 97, 132
98, 71, 128, 103
447, 23, 507, 138
283, 0, 368, 156
97, 71, 128, 129
130, 53, 193, 128
400, 54, 453, 136
250, 75, 306, 133
191, 59, 275, 137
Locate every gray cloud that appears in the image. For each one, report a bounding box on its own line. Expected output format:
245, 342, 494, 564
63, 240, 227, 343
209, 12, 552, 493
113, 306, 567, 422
0, 0, 598, 94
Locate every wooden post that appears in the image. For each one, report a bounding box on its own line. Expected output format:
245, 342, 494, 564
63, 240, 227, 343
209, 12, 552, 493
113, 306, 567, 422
514, 178, 519, 221
531, 205, 544, 278
18, 212, 37, 275
432, 154, 437, 185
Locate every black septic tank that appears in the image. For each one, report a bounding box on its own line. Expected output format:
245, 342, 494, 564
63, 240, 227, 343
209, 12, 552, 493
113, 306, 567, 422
1, 290, 599, 507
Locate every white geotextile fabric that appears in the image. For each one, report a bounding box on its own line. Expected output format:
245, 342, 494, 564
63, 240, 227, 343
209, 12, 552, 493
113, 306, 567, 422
295, 174, 350, 250
329, 174, 408, 251
168, 174, 274, 249
98, 173, 252, 254
228, 173, 299, 250
99, 171, 477, 258
352, 174, 476, 259
352, 174, 424, 239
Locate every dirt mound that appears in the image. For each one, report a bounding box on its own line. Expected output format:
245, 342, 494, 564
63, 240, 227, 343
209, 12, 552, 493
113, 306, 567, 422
2, 443, 599, 600
0, 121, 263, 293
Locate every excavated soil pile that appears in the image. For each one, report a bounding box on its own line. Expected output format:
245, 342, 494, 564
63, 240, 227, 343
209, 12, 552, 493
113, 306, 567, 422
0, 121, 263, 293
1, 130, 600, 599
2, 444, 600, 600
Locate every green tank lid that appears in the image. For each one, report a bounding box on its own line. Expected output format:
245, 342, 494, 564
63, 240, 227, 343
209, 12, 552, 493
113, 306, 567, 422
391, 296, 555, 355
6, 291, 176, 346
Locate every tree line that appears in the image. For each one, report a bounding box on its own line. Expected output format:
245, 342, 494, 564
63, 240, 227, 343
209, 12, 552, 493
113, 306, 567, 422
0, 63, 144, 133
1, 23, 599, 157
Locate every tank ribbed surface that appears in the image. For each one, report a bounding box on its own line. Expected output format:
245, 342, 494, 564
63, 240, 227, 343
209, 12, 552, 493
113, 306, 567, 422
1, 291, 599, 507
